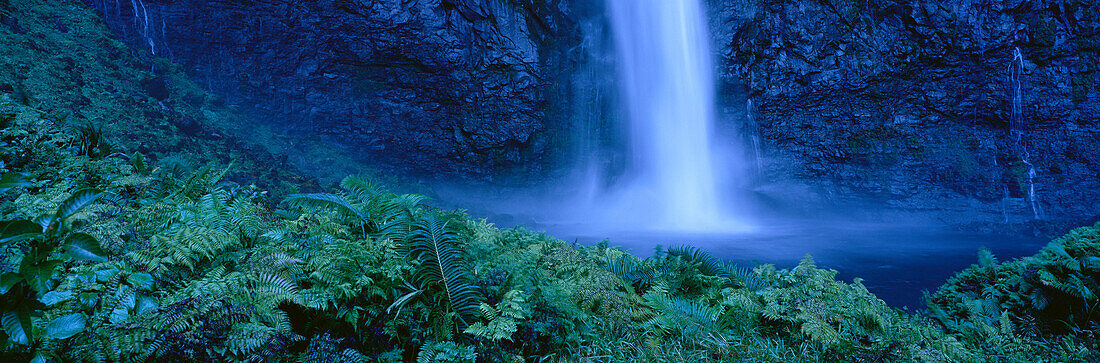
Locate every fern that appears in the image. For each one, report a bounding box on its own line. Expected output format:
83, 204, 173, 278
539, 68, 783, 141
371, 193, 425, 242
406, 214, 482, 328
665, 245, 766, 290
606, 255, 654, 290
416, 341, 476, 363
666, 245, 726, 277
726, 265, 768, 291
165, 163, 234, 201
282, 193, 366, 221
128, 190, 262, 276
642, 291, 726, 338
71, 122, 112, 159
297, 334, 366, 363
339, 175, 379, 201
463, 289, 529, 341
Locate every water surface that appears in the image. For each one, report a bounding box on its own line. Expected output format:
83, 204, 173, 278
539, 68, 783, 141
534, 219, 1045, 308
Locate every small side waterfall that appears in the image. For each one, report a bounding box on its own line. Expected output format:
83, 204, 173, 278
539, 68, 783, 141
129, 0, 156, 55
604, 0, 748, 231
1009, 47, 1043, 220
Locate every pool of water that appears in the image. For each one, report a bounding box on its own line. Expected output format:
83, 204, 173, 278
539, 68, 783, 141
528, 220, 1046, 308
430, 183, 1049, 309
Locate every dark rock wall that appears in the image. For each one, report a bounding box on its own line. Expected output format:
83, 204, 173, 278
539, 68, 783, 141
88, 0, 582, 177
88, 0, 1099, 231
709, 0, 1100, 231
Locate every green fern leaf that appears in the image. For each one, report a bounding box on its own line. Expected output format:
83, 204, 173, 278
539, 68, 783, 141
407, 214, 482, 327
282, 193, 365, 220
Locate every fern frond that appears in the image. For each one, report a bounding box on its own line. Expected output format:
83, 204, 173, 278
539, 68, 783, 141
665, 245, 766, 290
725, 265, 768, 291
226, 322, 277, 358
642, 292, 724, 337
606, 255, 654, 289
339, 175, 379, 201
168, 163, 234, 200
282, 193, 365, 220
417, 341, 476, 363
406, 214, 482, 327
666, 245, 726, 277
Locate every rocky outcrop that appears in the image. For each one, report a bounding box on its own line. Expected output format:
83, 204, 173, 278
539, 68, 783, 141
88, 0, 1099, 232
709, 0, 1100, 232
88, 0, 581, 178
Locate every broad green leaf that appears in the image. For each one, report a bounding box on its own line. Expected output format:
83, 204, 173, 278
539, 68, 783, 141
386, 289, 423, 315
126, 272, 154, 290
76, 272, 96, 284
44, 313, 85, 340
64, 233, 106, 262
54, 189, 102, 222
94, 268, 119, 282
0, 310, 29, 345
134, 295, 158, 315
0, 273, 22, 295
78, 292, 99, 306
39, 291, 74, 306
20, 259, 62, 294
0, 220, 42, 245
0, 173, 31, 194
131, 152, 147, 174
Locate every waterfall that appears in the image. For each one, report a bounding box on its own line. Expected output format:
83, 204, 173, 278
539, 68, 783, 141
604, 0, 747, 231
747, 99, 764, 177
1009, 47, 1043, 220
129, 0, 156, 55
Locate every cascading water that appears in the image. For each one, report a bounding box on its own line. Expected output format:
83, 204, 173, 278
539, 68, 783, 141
1009, 47, 1043, 220
604, 0, 748, 231
129, 0, 156, 55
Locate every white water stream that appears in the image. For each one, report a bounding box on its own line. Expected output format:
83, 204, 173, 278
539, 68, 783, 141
604, 0, 748, 231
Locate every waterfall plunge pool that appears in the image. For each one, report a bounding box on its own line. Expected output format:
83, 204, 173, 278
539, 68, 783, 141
436, 0, 1047, 310
519, 217, 1044, 309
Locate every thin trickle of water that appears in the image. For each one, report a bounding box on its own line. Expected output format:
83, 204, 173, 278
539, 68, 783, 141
1009, 47, 1042, 220
130, 0, 155, 55
604, 0, 748, 231
1010, 48, 1024, 131
747, 99, 764, 178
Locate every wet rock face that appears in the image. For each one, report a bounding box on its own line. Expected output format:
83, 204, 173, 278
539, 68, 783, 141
89, 0, 1098, 231
89, 0, 579, 177
709, 0, 1100, 232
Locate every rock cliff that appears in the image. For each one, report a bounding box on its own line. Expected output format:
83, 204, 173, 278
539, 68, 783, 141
710, 0, 1100, 232
90, 0, 1099, 231
89, 0, 583, 177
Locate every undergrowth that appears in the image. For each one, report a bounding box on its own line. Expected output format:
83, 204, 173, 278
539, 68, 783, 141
0, 93, 1098, 362
0, 2, 1098, 360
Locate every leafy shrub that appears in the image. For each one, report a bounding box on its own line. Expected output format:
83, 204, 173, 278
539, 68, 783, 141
928, 223, 1100, 360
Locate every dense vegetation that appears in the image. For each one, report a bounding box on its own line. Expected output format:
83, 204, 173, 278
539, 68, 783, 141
0, 94, 1099, 362
1, 1, 1099, 361
0, 0, 325, 195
